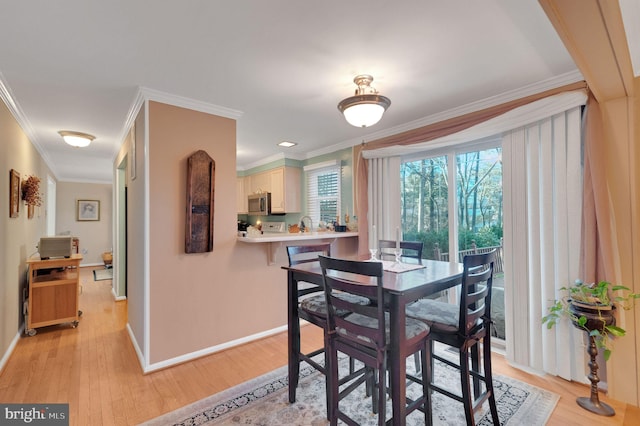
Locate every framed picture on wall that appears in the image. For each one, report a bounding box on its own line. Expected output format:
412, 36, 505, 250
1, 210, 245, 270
77, 199, 100, 221
9, 169, 20, 218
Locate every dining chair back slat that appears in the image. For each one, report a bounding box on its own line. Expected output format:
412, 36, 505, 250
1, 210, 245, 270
321, 257, 386, 351
378, 240, 423, 261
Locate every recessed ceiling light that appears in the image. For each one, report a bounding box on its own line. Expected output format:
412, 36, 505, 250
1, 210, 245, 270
278, 141, 297, 148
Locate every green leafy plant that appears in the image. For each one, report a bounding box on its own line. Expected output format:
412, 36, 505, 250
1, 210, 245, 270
542, 279, 640, 361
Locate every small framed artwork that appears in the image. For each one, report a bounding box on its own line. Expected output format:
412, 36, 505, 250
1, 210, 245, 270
77, 199, 100, 221
9, 169, 20, 218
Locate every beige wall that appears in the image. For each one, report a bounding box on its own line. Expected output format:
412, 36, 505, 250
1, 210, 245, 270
56, 182, 112, 265
146, 101, 269, 363
0, 101, 51, 367
126, 101, 357, 366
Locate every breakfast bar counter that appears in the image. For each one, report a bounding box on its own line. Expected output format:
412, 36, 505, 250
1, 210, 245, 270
237, 231, 358, 243
237, 231, 358, 264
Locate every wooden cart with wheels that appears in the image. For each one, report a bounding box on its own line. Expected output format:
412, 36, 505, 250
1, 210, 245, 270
25, 254, 82, 336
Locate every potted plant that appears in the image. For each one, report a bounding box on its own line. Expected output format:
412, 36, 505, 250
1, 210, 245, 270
542, 279, 640, 416
543, 279, 639, 360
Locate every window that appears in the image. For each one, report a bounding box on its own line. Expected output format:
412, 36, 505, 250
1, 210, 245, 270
401, 141, 504, 342
305, 162, 341, 225
401, 155, 449, 259
401, 141, 502, 262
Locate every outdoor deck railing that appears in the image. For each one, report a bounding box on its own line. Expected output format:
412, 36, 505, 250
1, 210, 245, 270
433, 241, 504, 273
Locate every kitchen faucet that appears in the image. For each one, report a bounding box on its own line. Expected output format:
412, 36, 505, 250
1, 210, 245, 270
300, 216, 313, 233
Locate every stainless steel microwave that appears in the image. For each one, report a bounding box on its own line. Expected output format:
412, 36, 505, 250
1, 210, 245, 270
248, 192, 271, 215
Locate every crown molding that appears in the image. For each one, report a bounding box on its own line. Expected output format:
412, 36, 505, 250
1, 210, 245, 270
304, 69, 585, 160
112, 88, 146, 161
139, 86, 244, 119
0, 71, 59, 179
116, 86, 246, 163
239, 152, 285, 171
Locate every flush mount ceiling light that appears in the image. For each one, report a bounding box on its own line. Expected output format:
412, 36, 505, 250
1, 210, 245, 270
337, 74, 391, 128
278, 141, 297, 148
58, 130, 95, 148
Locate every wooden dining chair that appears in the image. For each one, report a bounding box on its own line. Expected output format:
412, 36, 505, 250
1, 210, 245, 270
286, 244, 368, 418
406, 249, 500, 426
287, 244, 333, 379
379, 239, 425, 372
378, 239, 423, 262
319, 255, 431, 425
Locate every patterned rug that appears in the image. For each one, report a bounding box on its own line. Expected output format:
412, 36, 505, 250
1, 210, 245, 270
93, 268, 113, 281
141, 346, 558, 426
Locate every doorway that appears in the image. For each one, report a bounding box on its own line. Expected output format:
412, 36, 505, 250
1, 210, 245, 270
115, 156, 128, 299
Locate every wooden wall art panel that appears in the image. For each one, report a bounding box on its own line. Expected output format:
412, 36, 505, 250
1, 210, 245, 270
185, 150, 215, 253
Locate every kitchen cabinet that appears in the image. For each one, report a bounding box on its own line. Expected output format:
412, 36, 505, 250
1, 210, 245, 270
25, 254, 82, 336
245, 166, 301, 214
269, 166, 301, 213
250, 171, 271, 195
236, 176, 250, 214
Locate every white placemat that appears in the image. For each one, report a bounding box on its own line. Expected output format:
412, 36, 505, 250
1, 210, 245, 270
381, 260, 426, 273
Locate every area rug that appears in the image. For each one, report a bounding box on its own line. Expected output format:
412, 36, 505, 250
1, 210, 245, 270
93, 268, 113, 281
141, 349, 559, 425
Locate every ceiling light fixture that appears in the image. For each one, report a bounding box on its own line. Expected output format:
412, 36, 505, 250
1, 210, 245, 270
278, 141, 297, 148
337, 74, 391, 128
58, 130, 95, 148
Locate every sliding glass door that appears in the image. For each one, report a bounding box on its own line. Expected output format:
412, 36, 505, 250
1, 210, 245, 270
401, 139, 505, 341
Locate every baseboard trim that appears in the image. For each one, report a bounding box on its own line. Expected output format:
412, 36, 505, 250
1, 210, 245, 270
0, 330, 23, 374
139, 325, 288, 374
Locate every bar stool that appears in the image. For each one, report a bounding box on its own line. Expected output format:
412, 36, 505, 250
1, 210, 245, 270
319, 255, 431, 425
406, 250, 500, 426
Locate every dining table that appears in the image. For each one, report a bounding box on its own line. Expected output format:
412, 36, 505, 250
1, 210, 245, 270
282, 257, 464, 425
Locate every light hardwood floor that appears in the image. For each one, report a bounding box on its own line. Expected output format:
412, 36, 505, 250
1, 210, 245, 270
0, 266, 638, 425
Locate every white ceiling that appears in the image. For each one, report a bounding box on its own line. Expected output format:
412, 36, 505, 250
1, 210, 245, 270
0, 0, 631, 183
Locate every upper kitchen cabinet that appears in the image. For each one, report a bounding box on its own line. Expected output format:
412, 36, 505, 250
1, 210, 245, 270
236, 176, 250, 214
243, 166, 301, 214
249, 170, 271, 195
270, 166, 301, 213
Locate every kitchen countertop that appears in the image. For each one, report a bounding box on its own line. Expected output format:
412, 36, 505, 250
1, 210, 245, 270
238, 231, 358, 243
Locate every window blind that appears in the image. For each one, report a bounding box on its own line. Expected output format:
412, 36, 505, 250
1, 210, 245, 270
306, 164, 341, 225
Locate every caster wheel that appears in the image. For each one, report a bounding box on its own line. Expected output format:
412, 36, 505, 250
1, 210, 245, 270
26, 329, 36, 336
72, 321, 79, 328
78, 310, 83, 317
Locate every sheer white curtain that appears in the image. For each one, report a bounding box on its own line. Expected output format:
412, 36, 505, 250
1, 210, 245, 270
502, 106, 586, 381
367, 157, 401, 246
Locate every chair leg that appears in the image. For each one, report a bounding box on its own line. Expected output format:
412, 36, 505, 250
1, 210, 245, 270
323, 332, 331, 420
327, 341, 340, 426
421, 346, 431, 425
377, 364, 387, 425
424, 339, 434, 426
370, 367, 379, 414
289, 319, 302, 403
471, 343, 481, 398
483, 339, 500, 425
459, 349, 476, 426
